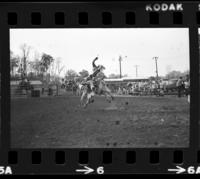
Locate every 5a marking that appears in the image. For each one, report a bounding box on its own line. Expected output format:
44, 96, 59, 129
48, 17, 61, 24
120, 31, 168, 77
0, 166, 13, 175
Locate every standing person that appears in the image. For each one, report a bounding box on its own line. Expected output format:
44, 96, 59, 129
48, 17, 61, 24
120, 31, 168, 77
155, 80, 161, 96
176, 77, 184, 98
185, 74, 190, 103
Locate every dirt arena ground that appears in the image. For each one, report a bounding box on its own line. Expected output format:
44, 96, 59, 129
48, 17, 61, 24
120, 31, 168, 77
11, 95, 189, 148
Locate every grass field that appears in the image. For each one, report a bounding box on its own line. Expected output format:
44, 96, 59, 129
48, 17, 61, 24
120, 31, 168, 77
11, 95, 189, 148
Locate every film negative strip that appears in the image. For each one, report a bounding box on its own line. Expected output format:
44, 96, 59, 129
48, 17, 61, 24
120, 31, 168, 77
0, 0, 199, 175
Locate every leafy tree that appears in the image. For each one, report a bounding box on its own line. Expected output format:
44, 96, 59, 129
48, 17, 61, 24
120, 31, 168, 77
165, 70, 184, 79
39, 53, 54, 74
108, 73, 127, 79
65, 69, 78, 81
79, 69, 89, 79
148, 76, 157, 81
181, 70, 189, 77
108, 73, 120, 79
10, 51, 20, 77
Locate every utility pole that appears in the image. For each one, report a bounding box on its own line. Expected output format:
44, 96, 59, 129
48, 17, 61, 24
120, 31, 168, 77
134, 65, 139, 77
153, 56, 159, 80
119, 55, 122, 78
118, 55, 127, 78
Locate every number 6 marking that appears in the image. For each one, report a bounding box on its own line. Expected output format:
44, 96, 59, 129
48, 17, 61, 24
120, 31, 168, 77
97, 166, 104, 174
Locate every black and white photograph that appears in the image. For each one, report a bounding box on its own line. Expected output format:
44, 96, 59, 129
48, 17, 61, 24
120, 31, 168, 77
10, 28, 190, 148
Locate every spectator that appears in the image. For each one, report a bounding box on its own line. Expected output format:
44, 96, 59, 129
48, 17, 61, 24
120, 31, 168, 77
42, 87, 44, 94
117, 87, 122, 95
176, 77, 184, 98
185, 74, 190, 102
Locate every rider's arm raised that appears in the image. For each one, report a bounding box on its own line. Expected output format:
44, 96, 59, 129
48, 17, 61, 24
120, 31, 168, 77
92, 57, 98, 68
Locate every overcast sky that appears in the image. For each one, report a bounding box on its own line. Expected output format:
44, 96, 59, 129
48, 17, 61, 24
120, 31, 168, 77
10, 28, 190, 77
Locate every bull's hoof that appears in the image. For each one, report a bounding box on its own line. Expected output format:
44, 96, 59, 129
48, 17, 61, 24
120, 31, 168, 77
107, 99, 111, 103
90, 99, 94, 103
83, 104, 87, 108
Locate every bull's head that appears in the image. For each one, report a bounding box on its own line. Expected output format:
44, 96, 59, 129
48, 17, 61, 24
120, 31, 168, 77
99, 65, 105, 71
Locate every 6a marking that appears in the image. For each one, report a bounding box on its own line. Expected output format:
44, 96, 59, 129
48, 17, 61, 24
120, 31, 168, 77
168, 166, 200, 174
0, 166, 12, 175
187, 166, 200, 174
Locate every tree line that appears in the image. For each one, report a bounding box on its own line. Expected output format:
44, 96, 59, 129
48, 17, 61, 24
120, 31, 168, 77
10, 44, 66, 87
10, 43, 190, 86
